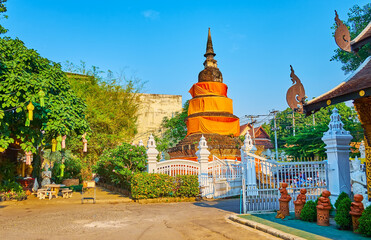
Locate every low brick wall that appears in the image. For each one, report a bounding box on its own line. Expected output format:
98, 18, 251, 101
62, 179, 79, 186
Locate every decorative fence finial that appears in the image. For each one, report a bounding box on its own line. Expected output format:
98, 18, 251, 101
198, 135, 208, 149
324, 108, 350, 136
147, 134, 157, 149
242, 132, 256, 153
138, 139, 144, 147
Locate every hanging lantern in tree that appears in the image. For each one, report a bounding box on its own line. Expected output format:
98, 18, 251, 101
82, 133, 88, 152
56, 135, 62, 151
38, 90, 45, 107
27, 102, 34, 121
25, 151, 33, 165
52, 139, 57, 152
62, 135, 67, 149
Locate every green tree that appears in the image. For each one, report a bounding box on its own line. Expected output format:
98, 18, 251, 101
0, 38, 89, 154
0, 0, 8, 35
64, 62, 142, 160
155, 101, 189, 152
331, 4, 371, 74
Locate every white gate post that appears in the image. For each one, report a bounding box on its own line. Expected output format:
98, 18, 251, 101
241, 132, 258, 197
147, 134, 159, 173
196, 135, 210, 197
322, 108, 353, 204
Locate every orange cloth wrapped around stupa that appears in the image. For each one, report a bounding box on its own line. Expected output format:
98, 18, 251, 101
186, 28, 240, 137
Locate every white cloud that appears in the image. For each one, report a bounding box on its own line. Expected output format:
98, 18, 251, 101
141, 10, 160, 20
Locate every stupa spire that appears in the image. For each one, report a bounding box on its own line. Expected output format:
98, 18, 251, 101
205, 28, 216, 57
203, 28, 218, 68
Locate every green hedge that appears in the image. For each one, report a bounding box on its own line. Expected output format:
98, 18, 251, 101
359, 205, 371, 236
334, 192, 349, 210
131, 173, 199, 199
300, 200, 317, 222
334, 198, 352, 230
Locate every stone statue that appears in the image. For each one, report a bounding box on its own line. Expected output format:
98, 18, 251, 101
294, 188, 307, 205
317, 190, 331, 210
350, 194, 365, 215
41, 163, 52, 187
294, 188, 307, 219
349, 194, 365, 232
351, 157, 368, 206
279, 182, 291, 202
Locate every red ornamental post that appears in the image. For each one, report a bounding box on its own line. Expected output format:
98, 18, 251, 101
316, 190, 332, 226
349, 194, 365, 233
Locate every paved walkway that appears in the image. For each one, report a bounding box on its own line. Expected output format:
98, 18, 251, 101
0, 190, 278, 240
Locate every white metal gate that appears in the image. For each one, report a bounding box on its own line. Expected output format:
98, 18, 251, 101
242, 155, 328, 213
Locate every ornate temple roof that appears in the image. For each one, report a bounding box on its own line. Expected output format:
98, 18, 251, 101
303, 56, 371, 115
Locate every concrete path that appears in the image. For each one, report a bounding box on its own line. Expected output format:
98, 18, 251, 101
0, 197, 279, 240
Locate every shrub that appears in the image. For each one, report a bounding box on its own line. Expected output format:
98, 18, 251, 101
131, 173, 199, 199
94, 143, 147, 190
300, 200, 317, 222
334, 198, 352, 230
335, 192, 350, 210
359, 205, 371, 236
174, 175, 199, 197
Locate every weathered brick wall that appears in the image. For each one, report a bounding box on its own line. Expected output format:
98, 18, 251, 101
133, 93, 182, 144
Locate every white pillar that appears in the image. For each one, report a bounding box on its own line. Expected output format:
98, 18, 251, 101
241, 132, 258, 196
322, 108, 353, 204
147, 134, 159, 173
196, 135, 210, 197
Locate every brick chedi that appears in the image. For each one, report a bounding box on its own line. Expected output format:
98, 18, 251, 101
168, 29, 242, 160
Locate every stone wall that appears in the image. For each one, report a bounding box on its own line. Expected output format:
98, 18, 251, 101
133, 93, 182, 144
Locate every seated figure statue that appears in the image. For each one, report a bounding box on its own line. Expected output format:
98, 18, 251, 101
294, 188, 307, 205
317, 190, 332, 210
350, 194, 365, 216
279, 182, 291, 202
41, 163, 52, 187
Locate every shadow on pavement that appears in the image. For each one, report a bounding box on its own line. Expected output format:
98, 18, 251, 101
193, 198, 240, 213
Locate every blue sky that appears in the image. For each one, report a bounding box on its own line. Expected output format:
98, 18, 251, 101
4, 1, 369, 121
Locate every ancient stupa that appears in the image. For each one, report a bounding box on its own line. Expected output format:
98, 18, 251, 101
168, 29, 242, 160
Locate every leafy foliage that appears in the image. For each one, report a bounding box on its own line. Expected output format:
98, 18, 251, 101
334, 198, 352, 230
65, 62, 142, 160
47, 150, 84, 183
0, 38, 89, 153
0, 0, 8, 35
359, 205, 371, 236
300, 200, 317, 222
155, 101, 189, 152
131, 172, 199, 199
334, 192, 350, 210
331, 4, 371, 74
94, 143, 147, 190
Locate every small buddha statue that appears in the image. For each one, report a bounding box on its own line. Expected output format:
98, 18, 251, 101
350, 194, 364, 216
41, 163, 52, 187
294, 188, 307, 205
317, 190, 331, 210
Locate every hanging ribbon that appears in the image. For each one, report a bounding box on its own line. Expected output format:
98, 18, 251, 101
56, 135, 62, 151
27, 102, 34, 121
52, 139, 57, 152
62, 135, 66, 149
60, 163, 65, 177
38, 90, 45, 107
25, 118, 30, 127
25, 151, 32, 165
82, 133, 88, 152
